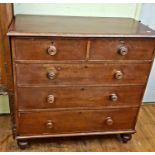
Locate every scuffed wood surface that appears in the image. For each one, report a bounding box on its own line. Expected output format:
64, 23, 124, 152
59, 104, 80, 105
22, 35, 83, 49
8, 15, 155, 37
0, 105, 155, 152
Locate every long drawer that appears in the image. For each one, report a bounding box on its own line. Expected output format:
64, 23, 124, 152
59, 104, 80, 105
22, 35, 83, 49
18, 108, 138, 136
16, 63, 151, 85
89, 38, 155, 60
17, 86, 144, 110
13, 37, 87, 61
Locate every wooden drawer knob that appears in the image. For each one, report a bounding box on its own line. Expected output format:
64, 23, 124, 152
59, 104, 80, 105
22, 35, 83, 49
114, 70, 123, 80
47, 95, 55, 104
46, 120, 53, 129
110, 93, 118, 102
105, 117, 113, 126
47, 45, 57, 56
118, 45, 128, 56
47, 71, 56, 80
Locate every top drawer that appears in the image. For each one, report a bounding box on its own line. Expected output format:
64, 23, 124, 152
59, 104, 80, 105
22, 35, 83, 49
12, 37, 87, 61
90, 38, 155, 60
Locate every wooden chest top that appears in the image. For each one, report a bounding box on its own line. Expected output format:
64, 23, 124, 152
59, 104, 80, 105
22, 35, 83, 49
8, 15, 155, 37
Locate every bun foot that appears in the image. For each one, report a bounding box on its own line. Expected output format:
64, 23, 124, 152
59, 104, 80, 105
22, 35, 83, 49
17, 140, 29, 149
119, 134, 132, 143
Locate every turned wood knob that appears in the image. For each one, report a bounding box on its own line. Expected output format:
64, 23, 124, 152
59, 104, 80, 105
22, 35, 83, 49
110, 93, 118, 102
114, 70, 123, 80
105, 117, 113, 126
47, 95, 55, 104
118, 45, 128, 56
47, 45, 57, 56
47, 71, 56, 80
46, 120, 53, 129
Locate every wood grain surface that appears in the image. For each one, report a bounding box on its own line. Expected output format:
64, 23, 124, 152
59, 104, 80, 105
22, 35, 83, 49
8, 14, 155, 148
12, 37, 155, 61
15, 63, 151, 86
17, 108, 138, 136
0, 105, 155, 152
13, 37, 87, 61
7, 15, 155, 37
17, 86, 144, 110
0, 4, 13, 89
89, 38, 155, 60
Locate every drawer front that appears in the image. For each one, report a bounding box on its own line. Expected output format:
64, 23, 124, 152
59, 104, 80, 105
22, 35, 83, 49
18, 108, 138, 135
17, 86, 144, 110
90, 38, 155, 60
13, 38, 87, 61
16, 63, 151, 85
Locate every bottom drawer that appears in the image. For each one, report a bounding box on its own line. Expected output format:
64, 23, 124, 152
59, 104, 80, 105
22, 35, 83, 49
18, 108, 138, 136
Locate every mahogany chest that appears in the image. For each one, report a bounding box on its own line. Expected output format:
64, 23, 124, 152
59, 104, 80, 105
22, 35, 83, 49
7, 15, 155, 149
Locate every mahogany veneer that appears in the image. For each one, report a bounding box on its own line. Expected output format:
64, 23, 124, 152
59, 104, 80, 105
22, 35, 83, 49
18, 108, 138, 136
8, 15, 155, 149
17, 86, 144, 110
15, 63, 150, 86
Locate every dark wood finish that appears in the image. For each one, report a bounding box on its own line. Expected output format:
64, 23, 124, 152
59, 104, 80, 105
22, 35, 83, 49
90, 38, 155, 60
13, 37, 87, 61
0, 4, 13, 89
7, 15, 155, 147
17, 139, 29, 149
17, 86, 144, 110
119, 133, 132, 143
15, 63, 151, 86
1, 105, 155, 151
0, 4, 15, 139
18, 108, 138, 136
16, 130, 135, 140
12, 37, 155, 61
7, 15, 155, 37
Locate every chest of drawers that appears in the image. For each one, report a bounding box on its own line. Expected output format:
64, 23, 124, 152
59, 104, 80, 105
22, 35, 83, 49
8, 15, 155, 149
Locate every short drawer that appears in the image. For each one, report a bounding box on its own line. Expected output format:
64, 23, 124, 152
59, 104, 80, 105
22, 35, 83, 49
17, 86, 144, 110
18, 108, 138, 135
16, 63, 151, 85
90, 38, 155, 60
13, 37, 87, 61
